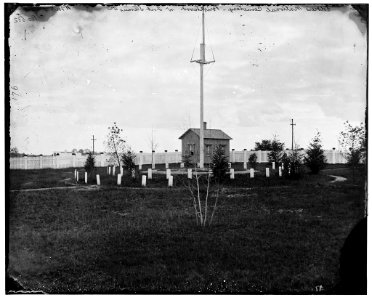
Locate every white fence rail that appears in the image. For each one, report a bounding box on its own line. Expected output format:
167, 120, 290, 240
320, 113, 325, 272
9, 149, 347, 170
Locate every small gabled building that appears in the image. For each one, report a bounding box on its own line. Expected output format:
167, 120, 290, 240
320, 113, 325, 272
179, 122, 232, 164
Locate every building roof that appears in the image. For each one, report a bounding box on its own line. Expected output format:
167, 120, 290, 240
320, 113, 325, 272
179, 128, 232, 140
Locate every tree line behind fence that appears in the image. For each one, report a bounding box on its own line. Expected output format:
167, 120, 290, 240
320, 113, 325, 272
9, 149, 347, 170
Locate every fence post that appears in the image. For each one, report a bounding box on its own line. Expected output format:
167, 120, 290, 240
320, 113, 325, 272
332, 148, 336, 164
165, 150, 169, 169
231, 149, 235, 163
152, 150, 156, 169
139, 151, 143, 170
39, 156, 43, 169
24, 156, 28, 170
243, 149, 247, 169
230, 168, 234, 179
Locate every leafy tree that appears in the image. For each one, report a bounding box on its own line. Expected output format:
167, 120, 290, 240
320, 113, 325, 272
339, 121, 366, 180
105, 122, 126, 167
339, 121, 366, 165
211, 145, 229, 183
248, 153, 257, 169
254, 139, 273, 151
84, 152, 96, 174
121, 150, 136, 173
268, 136, 285, 164
254, 137, 284, 164
304, 131, 327, 174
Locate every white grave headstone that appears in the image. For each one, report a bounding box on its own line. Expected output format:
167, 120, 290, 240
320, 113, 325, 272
168, 175, 173, 187
96, 174, 100, 185
230, 168, 234, 179
166, 168, 171, 179
187, 168, 192, 179
279, 166, 282, 177
76, 171, 79, 182
272, 162, 275, 170
142, 175, 146, 186
148, 168, 152, 179
85, 172, 87, 184
250, 168, 254, 178
117, 174, 122, 185
74, 169, 77, 180
266, 168, 270, 177
243, 162, 247, 170
108, 166, 111, 175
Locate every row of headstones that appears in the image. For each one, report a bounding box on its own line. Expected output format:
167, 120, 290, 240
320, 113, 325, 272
75, 163, 288, 187
74, 169, 101, 185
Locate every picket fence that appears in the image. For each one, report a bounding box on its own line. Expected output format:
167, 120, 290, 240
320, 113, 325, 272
9, 149, 347, 170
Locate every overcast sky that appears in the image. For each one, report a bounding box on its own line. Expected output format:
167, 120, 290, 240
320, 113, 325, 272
9, 4, 367, 155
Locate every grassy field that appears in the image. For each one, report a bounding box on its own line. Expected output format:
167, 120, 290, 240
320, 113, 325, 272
7, 164, 366, 293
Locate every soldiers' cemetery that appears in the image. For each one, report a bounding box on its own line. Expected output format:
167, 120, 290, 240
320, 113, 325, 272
6, 3, 367, 294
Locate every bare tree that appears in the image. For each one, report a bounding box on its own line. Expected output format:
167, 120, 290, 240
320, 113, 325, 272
105, 122, 126, 167
148, 128, 158, 166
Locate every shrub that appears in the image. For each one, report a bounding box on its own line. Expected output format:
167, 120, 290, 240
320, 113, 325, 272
281, 149, 304, 179
211, 145, 229, 183
304, 131, 327, 174
182, 154, 193, 168
121, 150, 136, 173
248, 153, 257, 169
84, 152, 95, 174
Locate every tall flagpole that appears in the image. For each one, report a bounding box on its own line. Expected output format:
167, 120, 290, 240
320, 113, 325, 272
191, 7, 215, 168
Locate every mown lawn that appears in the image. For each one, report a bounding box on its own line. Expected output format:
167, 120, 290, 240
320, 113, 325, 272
7, 165, 366, 293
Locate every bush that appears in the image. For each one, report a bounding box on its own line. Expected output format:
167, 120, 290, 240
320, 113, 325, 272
304, 132, 327, 174
281, 149, 304, 179
211, 145, 229, 183
84, 152, 95, 174
182, 154, 193, 168
248, 153, 257, 169
121, 150, 136, 173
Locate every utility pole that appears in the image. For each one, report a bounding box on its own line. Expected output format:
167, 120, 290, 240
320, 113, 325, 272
191, 7, 215, 168
91, 135, 96, 155
290, 119, 296, 150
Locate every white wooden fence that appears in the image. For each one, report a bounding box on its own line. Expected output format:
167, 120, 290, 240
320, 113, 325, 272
9, 149, 347, 170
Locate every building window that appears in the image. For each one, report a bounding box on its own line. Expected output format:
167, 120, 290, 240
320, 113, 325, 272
188, 144, 195, 155
205, 144, 212, 156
